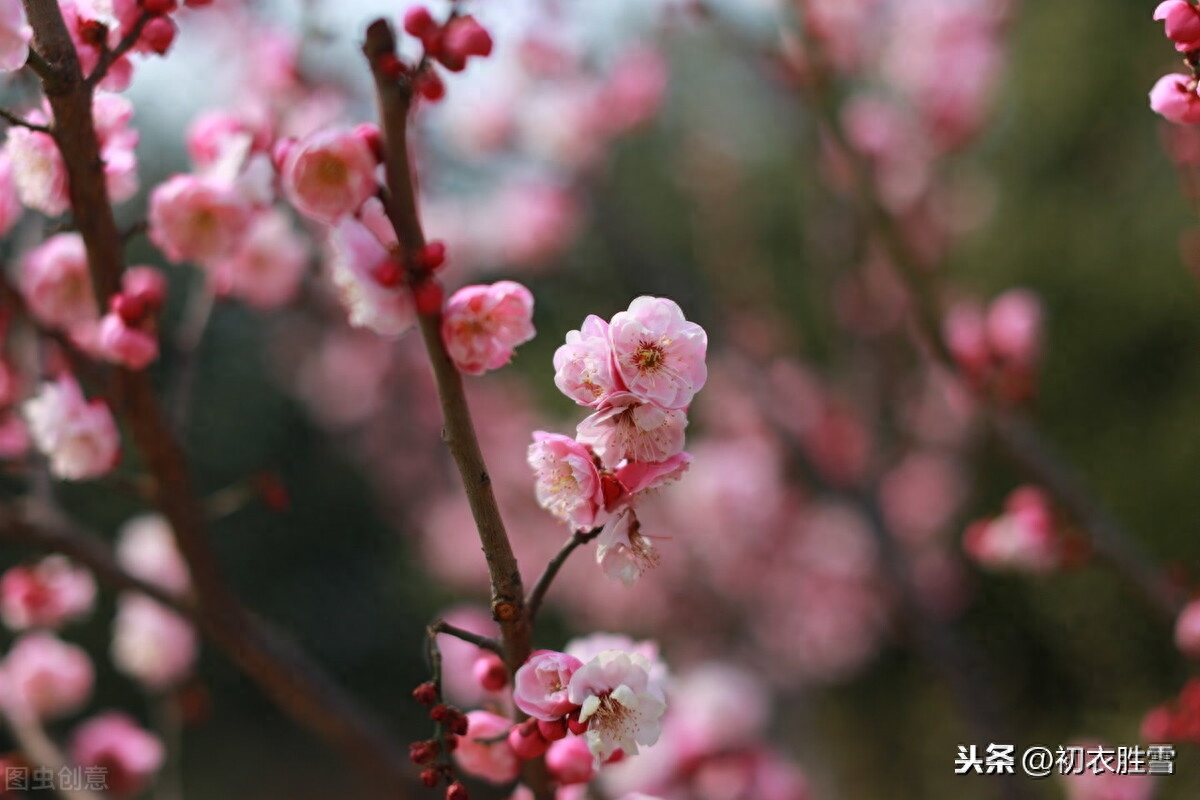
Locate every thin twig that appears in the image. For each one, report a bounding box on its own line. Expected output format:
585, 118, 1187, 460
0, 106, 51, 134
84, 11, 151, 90
430, 619, 503, 656
526, 528, 602, 623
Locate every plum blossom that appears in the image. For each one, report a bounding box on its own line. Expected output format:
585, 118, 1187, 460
280, 127, 379, 223
546, 736, 597, 785
455, 710, 522, 784
115, 514, 191, 596
576, 392, 688, 469
442, 281, 536, 375
0, 556, 96, 631
70, 713, 165, 799
19, 234, 97, 330
5, 122, 66, 215
148, 174, 254, 267
23, 375, 120, 481
1150, 74, 1200, 125
110, 593, 198, 691
1175, 598, 1200, 659
79, 313, 158, 370
0, 0, 30, 72
1156, 1, 1200, 52
0, 153, 22, 235
326, 214, 415, 337
528, 432, 605, 530
963, 486, 1060, 573
595, 509, 660, 587
567, 649, 667, 764
609, 296, 708, 410
0, 631, 93, 720
554, 315, 621, 407
514, 650, 584, 721
213, 210, 308, 308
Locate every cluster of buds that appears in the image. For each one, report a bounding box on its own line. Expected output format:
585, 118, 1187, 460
529, 297, 707, 584
411, 680, 470, 797
1143, 677, 1200, 743
373, 6, 495, 102
1151, 2, 1200, 124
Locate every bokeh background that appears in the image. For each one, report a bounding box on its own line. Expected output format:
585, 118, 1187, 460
5, 1, 1200, 799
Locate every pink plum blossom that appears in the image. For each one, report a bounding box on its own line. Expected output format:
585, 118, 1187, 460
0, 152, 22, 235
527, 432, 605, 530
92, 93, 140, 206
963, 486, 1060, 573
1175, 598, 1200, 659
326, 215, 415, 337
554, 315, 621, 407
1156, 1, 1200, 52
115, 514, 191, 596
0, 631, 93, 720
441, 281, 537, 375
81, 313, 159, 370
595, 508, 660, 586
567, 649, 667, 764
148, 174, 254, 267
987, 288, 1043, 368
19, 233, 97, 330
4, 119, 66, 216
23, 375, 120, 481
0, 556, 96, 631
280, 127, 379, 223
455, 710, 522, 784
0, 0, 30, 72
70, 712, 165, 799
110, 594, 198, 691
1059, 743, 1157, 800
1150, 74, 1200, 125
514, 650, 584, 721
576, 392, 688, 469
213, 209, 309, 309
609, 296, 707, 410
435, 605, 501, 706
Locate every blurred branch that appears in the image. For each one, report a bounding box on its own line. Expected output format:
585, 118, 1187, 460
430, 619, 502, 656
0, 703, 102, 800
780, 26, 1187, 619
18, 4, 413, 793
526, 527, 602, 624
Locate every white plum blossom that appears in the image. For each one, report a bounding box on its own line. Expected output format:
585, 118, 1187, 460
567, 649, 667, 764
23, 375, 119, 481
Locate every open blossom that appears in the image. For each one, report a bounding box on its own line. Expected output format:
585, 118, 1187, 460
326, 215, 415, 337
1156, 1, 1200, 52
567, 650, 666, 764
0, 556, 96, 631
0, 152, 22, 235
78, 313, 158, 370
442, 281, 536, 375
554, 315, 621, 407
23, 375, 119, 481
280, 127, 379, 223
514, 650, 584, 721
148, 174, 254, 266
455, 710, 522, 784
1150, 74, 1200, 125
596, 509, 660, 586
0, 0, 30, 72
92, 93, 140, 205
19, 233, 97, 330
110, 593, 197, 691
609, 297, 707, 410
576, 392, 688, 469
987, 289, 1042, 368
963, 486, 1060, 573
1175, 598, 1200, 659
70, 713, 165, 799
0, 631, 93, 720
528, 432, 605, 530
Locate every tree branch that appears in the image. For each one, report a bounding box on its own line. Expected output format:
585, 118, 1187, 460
526, 528, 602, 624
18, 4, 413, 792
84, 10, 151, 90
0, 106, 52, 134
430, 619, 503, 656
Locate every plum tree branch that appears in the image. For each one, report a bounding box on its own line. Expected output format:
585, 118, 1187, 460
17, 2, 413, 792
526, 527, 602, 624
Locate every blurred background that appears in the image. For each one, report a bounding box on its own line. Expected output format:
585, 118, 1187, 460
4, 1, 1200, 799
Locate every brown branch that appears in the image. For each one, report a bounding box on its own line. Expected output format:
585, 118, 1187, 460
790, 33, 1185, 620
0, 106, 51, 134
430, 619, 503, 656
362, 19, 531, 670
19, 3, 412, 793
526, 528, 602, 623
84, 10, 151, 90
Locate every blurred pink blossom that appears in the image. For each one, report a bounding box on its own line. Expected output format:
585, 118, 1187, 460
70, 712, 165, 799
23, 374, 119, 481
0, 556, 96, 631
1, 631, 93, 720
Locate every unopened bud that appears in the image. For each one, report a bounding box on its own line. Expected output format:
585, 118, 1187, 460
473, 653, 508, 693
445, 781, 469, 800
413, 681, 438, 705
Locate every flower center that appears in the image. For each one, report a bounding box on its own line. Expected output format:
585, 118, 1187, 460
631, 340, 665, 373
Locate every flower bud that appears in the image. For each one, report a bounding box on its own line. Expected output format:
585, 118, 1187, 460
412, 681, 438, 705
473, 653, 508, 693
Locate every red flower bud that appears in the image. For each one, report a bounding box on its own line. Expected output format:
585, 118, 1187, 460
416, 70, 446, 102
445, 781, 469, 800
111, 294, 147, 327
416, 241, 447, 272
413, 279, 445, 316
420, 768, 441, 788
413, 681, 438, 705
373, 260, 405, 288
537, 717, 568, 742
140, 0, 177, 14
404, 6, 440, 42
